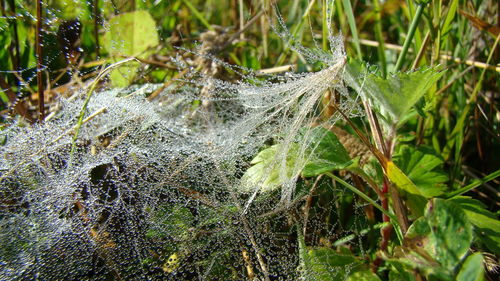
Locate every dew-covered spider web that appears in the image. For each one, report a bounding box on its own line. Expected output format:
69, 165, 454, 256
0, 1, 375, 280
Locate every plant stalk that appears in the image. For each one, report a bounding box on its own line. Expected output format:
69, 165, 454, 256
36, 0, 45, 121
372, 0, 387, 77
445, 169, 500, 199
325, 172, 403, 243
395, 3, 426, 71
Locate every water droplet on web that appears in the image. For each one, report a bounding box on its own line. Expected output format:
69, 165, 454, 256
0, 1, 365, 279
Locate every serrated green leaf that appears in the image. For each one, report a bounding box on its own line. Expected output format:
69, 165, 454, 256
456, 253, 484, 281
393, 145, 448, 198
241, 143, 303, 192
355, 66, 445, 123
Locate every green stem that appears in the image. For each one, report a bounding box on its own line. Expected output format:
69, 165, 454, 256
372, 0, 387, 77
324, 172, 403, 243
322, 0, 328, 51
181, 0, 214, 31
394, 3, 425, 71
445, 169, 500, 199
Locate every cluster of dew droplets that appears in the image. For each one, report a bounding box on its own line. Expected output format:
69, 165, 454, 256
0, 3, 364, 280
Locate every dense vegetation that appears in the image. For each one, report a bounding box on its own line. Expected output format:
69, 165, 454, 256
0, 0, 498, 280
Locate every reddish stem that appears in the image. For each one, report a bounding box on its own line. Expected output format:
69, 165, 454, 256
372, 179, 392, 272
36, 0, 45, 121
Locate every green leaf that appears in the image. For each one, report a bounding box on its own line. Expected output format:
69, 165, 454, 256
146, 204, 194, 241
441, 0, 459, 41
347, 270, 382, 281
103, 10, 159, 56
0, 89, 9, 104
388, 199, 473, 280
426, 199, 472, 270
300, 243, 363, 281
388, 262, 417, 281
456, 253, 484, 281
103, 11, 159, 87
302, 127, 353, 177
241, 143, 303, 192
354, 65, 444, 123
393, 145, 448, 198
449, 196, 500, 253
242, 127, 352, 192
51, 0, 86, 20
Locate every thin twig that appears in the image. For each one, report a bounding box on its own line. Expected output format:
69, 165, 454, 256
411, 31, 431, 69
211, 161, 271, 281
225, 10, 265, 49
355, 38, 500, 72
147, 69, 188, 101
256, 64, 295, 75
120, 55, 178, 70
303, 175, 323, 236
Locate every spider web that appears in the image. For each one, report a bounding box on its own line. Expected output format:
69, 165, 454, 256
0, 1, 372, 280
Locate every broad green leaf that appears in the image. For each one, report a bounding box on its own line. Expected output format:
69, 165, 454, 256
51, 0, 86, 20
388, 199, 473, 280
103, 11, 159, 87
241, 143, 303, 192
393, 145, 448, 197
449, 196, 500, 253
242, 127, 352, 192
108, 61, 141, 88
456, 253, 484, 281
350, 65, 445, 123
103, 10, 159, 56
426, 199, 472, 271
302, 127, 353, 177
